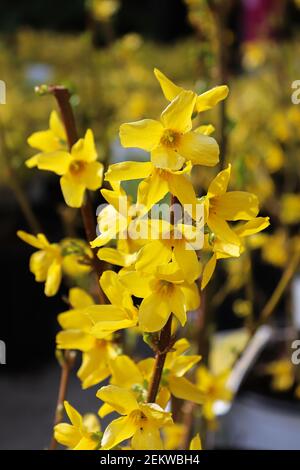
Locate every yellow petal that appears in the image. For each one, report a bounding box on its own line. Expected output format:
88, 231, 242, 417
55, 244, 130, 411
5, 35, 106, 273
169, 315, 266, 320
54, 423, 81, 449
181, 282, 200, 311
169, 286, 187, 326
71, 129, 97, 162
168, 173, 198, 220
98, 247, 137, 267
69, 287, 94, 309
82, 161, 103, 190
213, 192, 259, 221
135, 240, 172, 273
207, 165, 231, 197
110, 355, 143, 388
119, 119, 163, 151
154, 68, 183, 101
131, 424, 163, 450
45, 259, 62, 296
119, 271, 153, 298
160, 90, 196, 133
56, 330, 94, 351
139, 293, 171, 332
100, 270, 134, 309
194, 124, 215, 135
37, 151, 71, 175
105, 161, 153, 182
201, 254, 217, 290
177, 132, 219, 166
60, 175, 86, 208
208, 214, 240, 245
173, 242, 201, 283
98, 403, 115, 418
171, 355, 201, 377
196, 85, 229, 113
97, 385, 138, 415
189, 433, 202, 450
49, 110, 66, 141
235, 217, 270, 237
151, 145, 185, 171
137, 170, 169, 210
101, 415, 137, 450
25, 154, 39, 168
78, 349, 111, 388
17, 230, 49, 250
64, 400, 83, 427
168, 376, 202, 404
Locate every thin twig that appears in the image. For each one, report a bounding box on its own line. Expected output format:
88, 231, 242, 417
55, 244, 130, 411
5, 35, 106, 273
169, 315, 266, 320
147, 315, 173, 403
48, 351, 76, 450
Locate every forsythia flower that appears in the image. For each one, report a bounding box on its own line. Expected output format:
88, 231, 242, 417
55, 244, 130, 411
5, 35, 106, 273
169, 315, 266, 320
97, 385, 173, 449
120, 267, 200, 332
84, 271, 139, 336
265, 359, 295, 391
35, 129, 103, 207
57, 287, 118, 388
54, 401, 101, 450
204, 164, 259, 246
17, 230, 62, 296
154, 68, 229, 113
101, 339, 202, 415
189, 433, 202, 450
196, 366, 232, 421
26, 110, 67, 168
120, 90, 219, 171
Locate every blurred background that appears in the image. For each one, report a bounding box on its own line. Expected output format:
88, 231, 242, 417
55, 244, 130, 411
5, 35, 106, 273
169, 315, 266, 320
1, 0, 300, 450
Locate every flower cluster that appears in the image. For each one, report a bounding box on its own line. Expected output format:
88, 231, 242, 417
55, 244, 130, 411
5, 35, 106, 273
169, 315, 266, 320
19, 68, 269, 450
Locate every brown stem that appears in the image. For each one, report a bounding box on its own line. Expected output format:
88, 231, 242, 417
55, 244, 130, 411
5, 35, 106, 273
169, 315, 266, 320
49, 351, 76, 450
147, 315, 173, 403
49, 85, 105, 303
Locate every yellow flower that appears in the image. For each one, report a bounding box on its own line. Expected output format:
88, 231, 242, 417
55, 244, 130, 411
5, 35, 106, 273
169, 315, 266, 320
119, 90, 219, 171
17, 230, 62, 296
163, 423, 186, 450
104, 160, 199, 219
189, 433, 202, 450
97, 385, 172, 449
36, 129, 103, 207
135, 220, 202, 284
101, 339, 201, 416
201, 214, 270, 290
154, 67, 229, 113
54, 401, 101, 450
26, 110, 67, 168
265, 359, 294, 392
120, 267, 200, 332
57, 287, 118, 388
205, 164, 259, 247
196, 366, 232, 421
84, 270, 139, 337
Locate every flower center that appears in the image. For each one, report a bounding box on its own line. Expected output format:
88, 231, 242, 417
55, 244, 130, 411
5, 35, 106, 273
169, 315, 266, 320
160, 129, 180, 148
69, 160, 87, 176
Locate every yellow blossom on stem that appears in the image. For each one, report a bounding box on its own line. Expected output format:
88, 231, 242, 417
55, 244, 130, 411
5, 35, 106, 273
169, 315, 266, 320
196, 366, 232, 421
84, 270, 139, 337
189, 433, 202, 450
97, 385, 173, 450
35, 129, 103, 208
56, 287, 118, 388
120, 267, 200, 332
120, 90, 219, 171
17, 230, 62, 296
154, 67, 229, 113
54, 401, 101, 450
